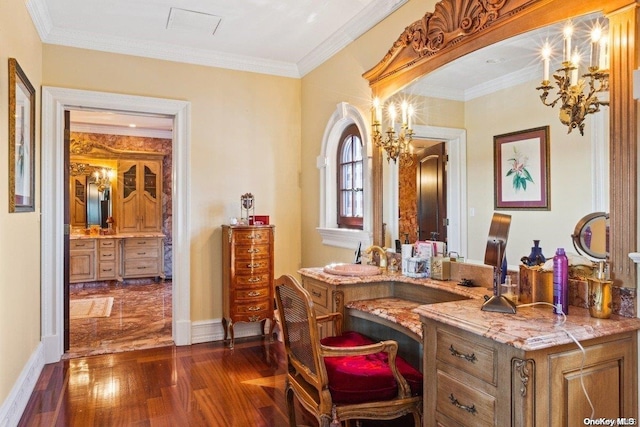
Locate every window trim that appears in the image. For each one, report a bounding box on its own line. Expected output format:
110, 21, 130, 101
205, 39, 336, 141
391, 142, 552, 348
317, 102, 372, 249
337, 124, 363, 229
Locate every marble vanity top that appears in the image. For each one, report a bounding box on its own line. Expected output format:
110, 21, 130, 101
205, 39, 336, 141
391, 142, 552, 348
70, 232, 165, 239
300, 266, 640, 351
299, 267, 490, 300
416, 298, 640, 351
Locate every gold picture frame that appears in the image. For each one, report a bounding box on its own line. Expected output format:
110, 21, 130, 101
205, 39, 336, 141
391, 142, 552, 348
9, 58, 35, 212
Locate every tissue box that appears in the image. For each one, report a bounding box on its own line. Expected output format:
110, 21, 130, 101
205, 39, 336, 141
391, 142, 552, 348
431, 256, 451, 280
519, 265, 553, 304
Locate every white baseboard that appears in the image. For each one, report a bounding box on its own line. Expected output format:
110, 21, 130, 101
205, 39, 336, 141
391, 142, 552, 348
0, 343, 45, 427
191, 318, 274, 344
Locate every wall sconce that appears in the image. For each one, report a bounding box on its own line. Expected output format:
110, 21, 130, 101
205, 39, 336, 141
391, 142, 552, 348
91, 168, 113, 192
371, 98, 414, 164
536, 21, 609, 136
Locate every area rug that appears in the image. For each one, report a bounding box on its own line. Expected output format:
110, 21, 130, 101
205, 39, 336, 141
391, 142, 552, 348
70, 297, 114, 319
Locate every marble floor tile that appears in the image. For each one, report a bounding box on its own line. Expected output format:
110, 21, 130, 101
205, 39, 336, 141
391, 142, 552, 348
66, 280, 173, 359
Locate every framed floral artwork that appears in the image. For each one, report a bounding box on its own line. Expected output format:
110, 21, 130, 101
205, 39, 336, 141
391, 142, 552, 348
494, 126, 550, 210
8, 58, 36, 212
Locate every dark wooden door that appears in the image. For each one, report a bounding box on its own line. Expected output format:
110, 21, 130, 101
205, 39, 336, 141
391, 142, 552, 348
417, 142, 447, 243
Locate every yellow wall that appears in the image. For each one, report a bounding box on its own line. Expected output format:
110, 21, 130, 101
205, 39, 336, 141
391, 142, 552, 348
0, 0, 43, 405
42, 46, 302, 321
300, 0, 436, 267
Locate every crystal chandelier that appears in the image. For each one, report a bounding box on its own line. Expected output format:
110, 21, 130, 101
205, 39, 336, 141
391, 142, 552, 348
371, 98, 414, 163
536, 21, 609, 136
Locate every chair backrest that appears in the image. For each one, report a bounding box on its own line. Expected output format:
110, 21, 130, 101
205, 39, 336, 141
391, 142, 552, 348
275, 275, 327, 390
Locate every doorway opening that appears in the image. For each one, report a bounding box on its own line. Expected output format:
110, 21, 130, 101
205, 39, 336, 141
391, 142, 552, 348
66, 108, 175, 357
41, 87, 191, 364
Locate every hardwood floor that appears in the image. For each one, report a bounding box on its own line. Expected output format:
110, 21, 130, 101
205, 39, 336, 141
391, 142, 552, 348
19, 338, 417, 426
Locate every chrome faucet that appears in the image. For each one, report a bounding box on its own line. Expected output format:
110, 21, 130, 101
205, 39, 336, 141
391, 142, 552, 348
365, 245, 387, 269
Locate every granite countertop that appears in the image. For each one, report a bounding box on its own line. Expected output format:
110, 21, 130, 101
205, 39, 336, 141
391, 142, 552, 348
70, 232, 165, 239
300, 266, 640, 351
298, 267, 490, 300
415, 298, 640, 351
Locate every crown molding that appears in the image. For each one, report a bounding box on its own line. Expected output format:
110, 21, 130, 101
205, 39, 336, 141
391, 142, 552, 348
297, 0, 408, 76
70, 122, 173, 139
27, 0, 407, 78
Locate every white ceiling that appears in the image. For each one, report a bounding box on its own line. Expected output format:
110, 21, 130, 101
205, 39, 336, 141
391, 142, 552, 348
28, 1, 602, 134
27, 0, 407, 78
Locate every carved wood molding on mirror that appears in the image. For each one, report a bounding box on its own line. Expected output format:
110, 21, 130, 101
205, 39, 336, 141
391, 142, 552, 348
364, 0, 638, 288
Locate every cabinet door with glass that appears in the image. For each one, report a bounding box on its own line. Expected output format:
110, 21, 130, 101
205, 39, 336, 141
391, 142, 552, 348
117, 158, 163, 233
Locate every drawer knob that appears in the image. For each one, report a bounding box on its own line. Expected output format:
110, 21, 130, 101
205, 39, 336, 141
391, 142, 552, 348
247, 248, 260, 253
137, 252, 147, 255
248, 234, 261, 239
248, 306, 261, 312
248, 276, 262, 283
312, 290, 322, 297
449, 345, 477, 363
247, 291, 262, 297
247, 263, 262, 268
449, 393, 477, 415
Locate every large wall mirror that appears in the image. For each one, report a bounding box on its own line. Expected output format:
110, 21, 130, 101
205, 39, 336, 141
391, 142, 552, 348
365, 0, 638, 288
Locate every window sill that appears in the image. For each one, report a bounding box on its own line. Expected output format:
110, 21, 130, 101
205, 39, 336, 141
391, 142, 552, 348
316, 227, 372, 249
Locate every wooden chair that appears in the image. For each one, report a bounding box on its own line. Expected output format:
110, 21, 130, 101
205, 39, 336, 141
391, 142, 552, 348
274, 274, 423, 427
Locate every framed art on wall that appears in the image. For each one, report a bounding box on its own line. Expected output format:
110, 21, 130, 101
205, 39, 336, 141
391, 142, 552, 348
9, 58, 36, 212
494, 126, 550, 210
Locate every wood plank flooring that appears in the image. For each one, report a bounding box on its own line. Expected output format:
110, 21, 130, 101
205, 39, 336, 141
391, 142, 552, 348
19, 338, 416, 426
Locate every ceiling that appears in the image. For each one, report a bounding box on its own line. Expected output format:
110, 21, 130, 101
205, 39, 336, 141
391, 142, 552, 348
28, 1, 601, 135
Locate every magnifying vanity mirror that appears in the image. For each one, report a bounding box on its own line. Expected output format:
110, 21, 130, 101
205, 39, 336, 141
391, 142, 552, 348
364, 0, 637, 289
572, 212, 609, 260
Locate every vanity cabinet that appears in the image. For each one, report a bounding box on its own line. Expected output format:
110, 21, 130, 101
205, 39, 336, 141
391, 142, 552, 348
122, 236, 164, 280
117, 158, 163, 234
422, 317, 638, 426
221, 225, 275, 348
69, 239, 96, 283
70, 175, 87, 228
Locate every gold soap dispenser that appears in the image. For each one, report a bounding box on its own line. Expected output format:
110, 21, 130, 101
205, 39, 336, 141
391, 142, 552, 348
587, 261, 612, 319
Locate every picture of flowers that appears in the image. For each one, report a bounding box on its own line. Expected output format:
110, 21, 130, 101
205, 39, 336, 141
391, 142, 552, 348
494, 126, 549, 210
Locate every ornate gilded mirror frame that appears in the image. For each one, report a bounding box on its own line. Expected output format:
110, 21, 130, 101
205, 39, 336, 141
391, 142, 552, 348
364, 0, 639, 288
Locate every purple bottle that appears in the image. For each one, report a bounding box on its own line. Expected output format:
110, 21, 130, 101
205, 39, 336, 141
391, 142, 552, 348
553, 248, 569, 315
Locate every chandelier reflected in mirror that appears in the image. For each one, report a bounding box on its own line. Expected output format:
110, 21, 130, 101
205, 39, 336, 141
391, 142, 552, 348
536, 20, 609, 136
91, 168, 113, 192
371, 98, 414, 164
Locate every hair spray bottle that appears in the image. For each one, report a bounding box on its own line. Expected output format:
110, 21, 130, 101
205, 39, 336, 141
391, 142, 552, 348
553, 248, 569, 315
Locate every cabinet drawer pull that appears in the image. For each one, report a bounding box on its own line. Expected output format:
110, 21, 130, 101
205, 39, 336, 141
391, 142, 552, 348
246, 263, 262, 268
248, 276, 262, 283
248, 234, 261, 239
137, 266, 147, 270
248, 306, 261, 312
449, 394, 476, 414
75, 243, 86, 247
137, 241, 147, 244
312, 290, 322, 298
247, 248, 260, 253
247, 291, 262, 297
248, 315, 261, 322
449, 345, 477, 363
137, 252, 147, 255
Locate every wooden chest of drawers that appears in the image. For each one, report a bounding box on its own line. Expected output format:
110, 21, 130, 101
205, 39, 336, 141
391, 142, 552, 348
222, 225, 275, 348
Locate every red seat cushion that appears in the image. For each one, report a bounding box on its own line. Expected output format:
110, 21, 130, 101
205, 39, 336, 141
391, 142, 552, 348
321, 331, 423, 405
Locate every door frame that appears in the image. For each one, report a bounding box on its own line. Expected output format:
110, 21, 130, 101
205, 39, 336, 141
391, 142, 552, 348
387, 125, 467, 256
41, 87, 192, 363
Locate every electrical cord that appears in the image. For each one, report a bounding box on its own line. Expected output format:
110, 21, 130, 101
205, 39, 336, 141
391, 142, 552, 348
517, 301, 595, 419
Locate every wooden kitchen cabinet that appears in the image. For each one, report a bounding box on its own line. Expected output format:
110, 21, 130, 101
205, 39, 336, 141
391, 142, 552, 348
117, 157, 163, 234
121, 236, 164, 280
221, 225, 275, 348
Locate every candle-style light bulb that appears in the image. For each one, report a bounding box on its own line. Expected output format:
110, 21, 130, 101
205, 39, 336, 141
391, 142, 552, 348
541, 42, 552, 82
401, 101, 408, 126
563, 23, 573, 63
571, 49, 580, 84
372, 97, 382, 123
590, 24, 602, 69
388, 103, 396, 129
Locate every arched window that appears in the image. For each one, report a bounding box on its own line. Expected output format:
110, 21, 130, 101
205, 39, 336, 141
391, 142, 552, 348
317, 102, 372, 249
337, 124, 363, 229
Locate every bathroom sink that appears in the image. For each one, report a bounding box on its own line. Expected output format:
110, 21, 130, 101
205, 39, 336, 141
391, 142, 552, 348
323, 263, 381, 276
